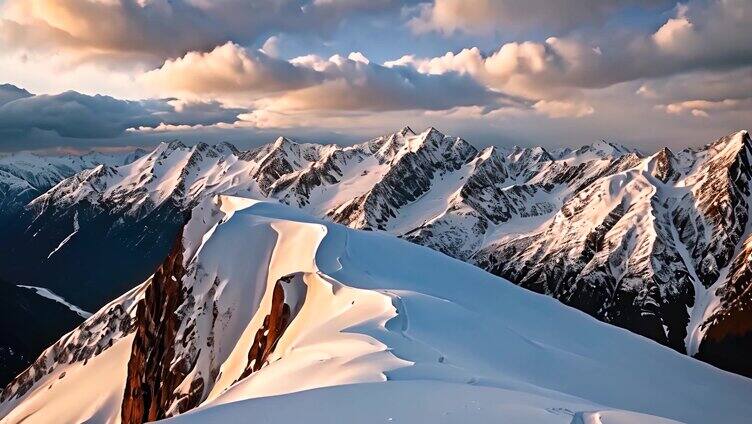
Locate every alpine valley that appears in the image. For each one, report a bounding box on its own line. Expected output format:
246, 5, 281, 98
2, 127, 752, 423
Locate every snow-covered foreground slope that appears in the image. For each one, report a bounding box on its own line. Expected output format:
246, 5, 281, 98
2, 196, 751, 424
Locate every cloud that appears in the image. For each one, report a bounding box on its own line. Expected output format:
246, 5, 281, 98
533, 100, 594, 118
0, 85, 243, 139
385, 42, 593, 116
260, 36, 281, 58
144, 45, 501, 112
270, 54, 500, 112
638, 67, 752, 104
0, 0, 402, 63
653, 16, 693, 52
661, 98, 752, 118
0, 83, 32, 106
408, 0, 670, 35
391, 0, 752, 118
141, 42, 323, 97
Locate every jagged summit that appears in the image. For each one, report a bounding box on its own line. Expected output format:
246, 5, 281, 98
165, 140, 187, 151
648, 146, 677, 183
399, 125, 415, 136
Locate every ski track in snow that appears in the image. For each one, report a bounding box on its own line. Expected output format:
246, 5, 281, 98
17, 284, 92, 318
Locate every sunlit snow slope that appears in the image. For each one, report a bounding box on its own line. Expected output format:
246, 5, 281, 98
1, 195, 751, 424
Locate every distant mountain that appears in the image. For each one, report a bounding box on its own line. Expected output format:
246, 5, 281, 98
2, 197, 750, 424
1, 127, 751, 381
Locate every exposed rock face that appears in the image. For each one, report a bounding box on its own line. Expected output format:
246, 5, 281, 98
650, 147, 677, 183
696, 234, 752, 377
239, 273, 307, 380
116, 211, 309, 424
121, 227, 188, 424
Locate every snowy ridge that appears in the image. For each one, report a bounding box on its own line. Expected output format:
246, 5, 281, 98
2, 196, 751, 424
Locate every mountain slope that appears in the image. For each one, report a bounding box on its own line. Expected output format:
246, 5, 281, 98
2, 196, 751, 424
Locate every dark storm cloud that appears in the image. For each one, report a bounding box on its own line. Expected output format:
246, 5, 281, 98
0, 83, 32, 106
0, 85, 244, 139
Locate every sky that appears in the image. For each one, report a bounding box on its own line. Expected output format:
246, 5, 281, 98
0, 0, 750, 153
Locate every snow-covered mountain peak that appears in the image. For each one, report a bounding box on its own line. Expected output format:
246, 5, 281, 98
272, 135, 293, 149
646, 146, 678, 183
562, 139, 639, 165
165, 140, 188, 151
213, 141, 240, 156
403, 126, 460, 154
701, 130, 751, 161
399, 125, 416, 136
476, 145, 503, 162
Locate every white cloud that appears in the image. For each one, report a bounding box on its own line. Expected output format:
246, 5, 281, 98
141, 42, 322, 98
662, 98, 752, 117
533, 100, 594, 118
260, 36, 281, 58
144, 44, 499, 113
653, 17, 694, 52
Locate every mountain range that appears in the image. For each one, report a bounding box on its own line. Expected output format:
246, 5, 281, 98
1, 126, 751, 390
1, 197, 750, 423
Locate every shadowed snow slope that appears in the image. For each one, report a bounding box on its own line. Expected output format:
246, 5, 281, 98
1, 196, 752, 423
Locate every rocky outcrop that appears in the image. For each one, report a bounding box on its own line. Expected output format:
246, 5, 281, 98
650, 147, 678, 183
238, 273, 307, 380
121, 227, 188, 424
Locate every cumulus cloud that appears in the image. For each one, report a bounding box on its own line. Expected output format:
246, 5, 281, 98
271, 54, 500, 112
141, 42, 323, 97
0, 85, 243, 139
0, 0, 402, 63
144, 46, 501, 112
385, 41, 594, 117
408, 0, 671, 35
389, 0, 752, 118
